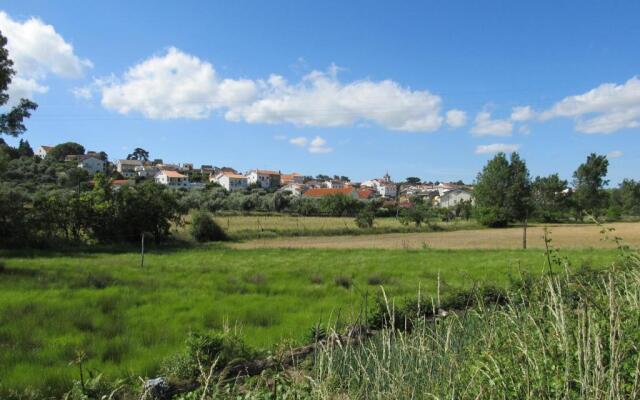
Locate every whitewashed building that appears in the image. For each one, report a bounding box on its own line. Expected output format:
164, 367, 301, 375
77, 156, 106, 175
437, 189, 473, 208
135, 165, 160, 178
116, 159, 143, 178
279, 183, 304, 197
211, 171, 248, 191
246, 169, 281, 189
155, 170, 189, 188
35, 145, 53, 158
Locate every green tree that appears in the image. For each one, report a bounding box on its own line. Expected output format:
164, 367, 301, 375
127, 147, 150, 161
48, 142, 85, 161
405, 177, 421, 185
473, 153, 512, 227
532, 174, 569, 222
0, 31, 38, 138
17, 139, 33, 157
573, 153, 609, 219
506, 153, 532, 248
355, 209, 375, 228
613, 179, 640, 216
474, 152, 532, 232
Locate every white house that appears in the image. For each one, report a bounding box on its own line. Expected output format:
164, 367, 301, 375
378, 183, 397, 198
437, 189, 473, 208
279, 183, 304, 197
325, 180, 345, 189
211, 171, 248, 191
362, 174, 397, 198
135, 164, 159, 178
246, 169, 281, 188
35, 145, 53, 158
116, 159, 143, 178
155, 170, 189, 188
77, 156, 106, 175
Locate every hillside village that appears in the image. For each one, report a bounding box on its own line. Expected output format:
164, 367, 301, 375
35, 143, 474, 208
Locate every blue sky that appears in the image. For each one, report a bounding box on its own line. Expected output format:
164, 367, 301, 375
1, 1, 639, 184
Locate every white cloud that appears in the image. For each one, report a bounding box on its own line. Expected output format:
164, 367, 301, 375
286, 135, 333, 154
607, 150, 624, 158
100, 47, 257, 119
540, 76, 640, 134
445, 109, 467, 128
289, 136, 308, 147
475, 143, 520, 155
99, 47, 449, 132
0, 11, 91, 100
471, 111, 513, 136
227, 70, 445, 132
308, 136, 333, 154
511, 106, 535, 121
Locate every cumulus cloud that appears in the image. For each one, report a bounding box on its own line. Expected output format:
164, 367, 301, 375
289, 136, 308, 147
475, 143, 520, 155
445, 109, 466, 128
511, 106, 535, 121
539, 76, 640, 134
607, 150, 624, 158
98, 47, 452, 132
286, 135, 333, 154
471, 111, 513, 136
100, 47, 258, 119
0, 11, 91, 100
308, 136, 333, 154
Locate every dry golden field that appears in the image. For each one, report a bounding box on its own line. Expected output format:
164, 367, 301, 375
230, 222, 640, 250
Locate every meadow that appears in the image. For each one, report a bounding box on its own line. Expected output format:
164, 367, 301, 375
205, 214, 482, 240
0, 245, 619, 397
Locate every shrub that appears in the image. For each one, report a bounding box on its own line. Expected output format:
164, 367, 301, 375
162, 331, 254, 380
190, 210, 227, 242
367, 274, 385, 285
0, 260, 4, 273
334, 275, 352, 289
355, 209, 375, 229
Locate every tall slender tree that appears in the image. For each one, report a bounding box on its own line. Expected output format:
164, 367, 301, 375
573, 153, 609, 219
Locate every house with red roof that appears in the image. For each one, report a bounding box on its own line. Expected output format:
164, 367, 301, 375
302, 187, 358, 199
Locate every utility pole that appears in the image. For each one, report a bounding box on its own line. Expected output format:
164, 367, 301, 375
140, 232, 145, 268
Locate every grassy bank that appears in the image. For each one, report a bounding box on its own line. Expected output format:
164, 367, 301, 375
205, 215, 482, 240
0, 246, 617, 397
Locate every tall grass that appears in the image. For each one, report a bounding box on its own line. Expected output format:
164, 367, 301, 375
303, 253, 640, 399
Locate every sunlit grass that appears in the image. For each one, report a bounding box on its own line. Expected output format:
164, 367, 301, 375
0, 246, 617, 397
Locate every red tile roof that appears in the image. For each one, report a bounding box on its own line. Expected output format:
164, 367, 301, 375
358, 188, 376, 199
161, 170, 187, 178
303, 187, 354, 198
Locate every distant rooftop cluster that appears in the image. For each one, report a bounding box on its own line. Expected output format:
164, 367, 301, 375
35, 144, 473, 207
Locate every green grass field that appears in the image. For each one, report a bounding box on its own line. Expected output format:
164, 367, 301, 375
0, 245, 619, 397
199, 215, 482, 240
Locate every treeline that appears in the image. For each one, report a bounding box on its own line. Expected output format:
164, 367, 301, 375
0, 174, 180, 247
474, 152, 640, 227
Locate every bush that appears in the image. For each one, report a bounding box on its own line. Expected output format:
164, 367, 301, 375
355, 209, 375, 229
0, 260, 4, 273
190, 210, 227, 242
162, 331, 254, 380
367, 274, 385, 285
334, 275, 352, 289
